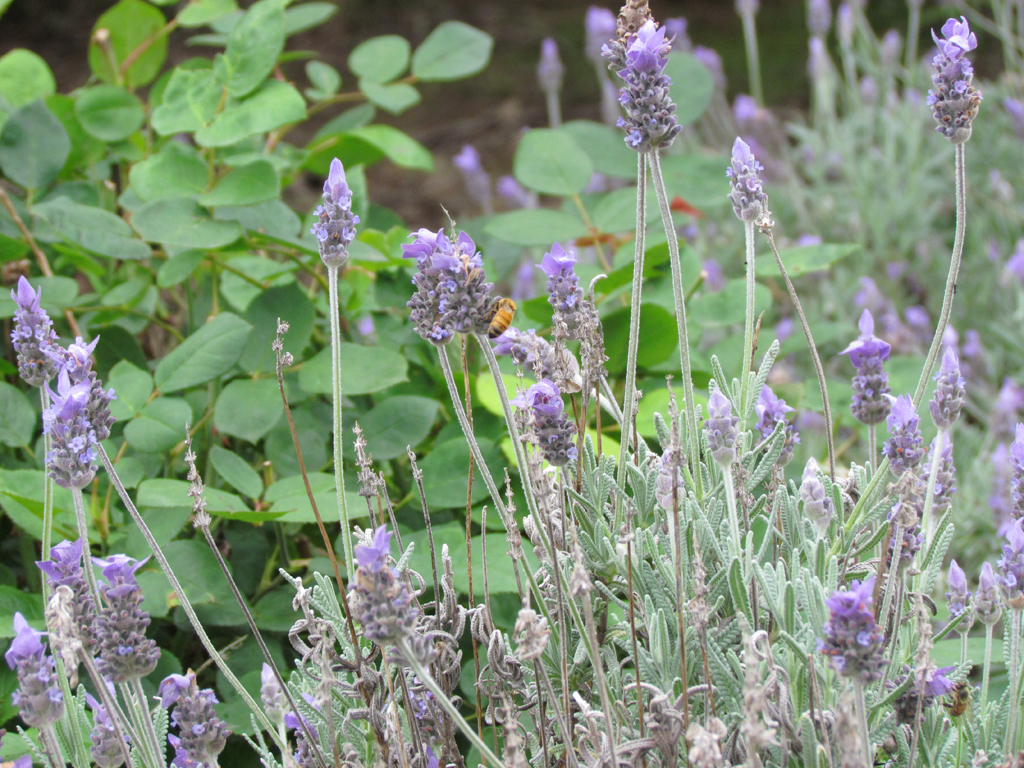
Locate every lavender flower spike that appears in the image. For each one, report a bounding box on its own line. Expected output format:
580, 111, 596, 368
36, 538, 97, 655
538, 243, 585, 338
841, 309, 892, 426
87, 689, 127, 768
512, 379, 578, 466
612, 19, 682, 152
946, 559, 971, 617
159, 671, 231, 768
930, 346, 965, 429
974, 561, 1003, 625
808, 0, 831, 38
537, 38, 564, 95
311, 157, 359, 269
755, 384, 800, 465
706, 388, 739, 467
1010, 423, 1024, 523
5, 612, 64, 728
882, 394, 925, 476
800, 458, 834, 531
43, 369, 99, 490
93, 554, 160, 683
585, 6, 617, 66
260, 662, 286, 726
998, 518, 1024, 610
817, 576, 887, 682
726, 137, 767, 222
927, 17, 983, 143
694, 46, 726, 90
891, 664, 956, 725
10, 276, 59, 386
919, 437, 956, 514
453, 145, 492, 214
45, 335, 117, 442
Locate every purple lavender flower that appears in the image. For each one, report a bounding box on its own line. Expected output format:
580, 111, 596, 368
610, 20, 682, 152
664, 17, 691, 51
4, 612, 64, 728
538, 243, 585, 338
841, 310, 892, 426
930, 347, 965, 430
755, 385, 800, 465
801, 457, 834, 531
492, 327, 556, 378
998, 518, 1024, 609
882, 394, 924, 476
927, 17, 983, 143
350, 525, 425, 651
1005, 98, 1024, 140
36, 538, 97, 655
946, 559, 971, 617
736, 0, 760, 15
701, 258, 726, 291
837, 4, 854, 45
859, 76, 878, 105
994, 378, 1024, 442
496, 175, 534, 209
1009, 424, 1024, 525
817, 576, 887, 682
93, 554, 160, 683
693, 45, 726, 90
260, 663, 285, 726
974, 561, 1003, 625
537, 38, 564, 95
43, 370, 99, 490
511, 260, 536, 302
992, 444, 1015, 534
158, 671, 231, 768
726, 137, 767, 222
285, 706, 320, 768
919, 437, 956, 515
453, 145, 492, 214
404, 228, 495, 345
808, 0, 831, 38
733, 94, 759, 127
87, 689, 128, 768
10, 276, 59, 386
880, 29, 902, 69
1005, 239, 1024, 284
311, 158, 359, 269
808, 36, 828, 81
45, 335, 116, 442
890, 664, 956, 725
512, 379, 578, 466
585, 6, 617, 66
775, 318, 794, 343
706, 388, 739, 467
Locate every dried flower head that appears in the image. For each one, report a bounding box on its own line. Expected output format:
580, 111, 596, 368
311, 157, 359, 268
513, 607, 549, 660
927, 17, 983, 143
801, 458, 834, 532
920, 437, 956, 516
10, 276, 58, 386
36, 538, 97, 655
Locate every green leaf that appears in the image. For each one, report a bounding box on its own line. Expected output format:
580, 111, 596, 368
132, 198, 243, 248
129, 142, 208, 201
0, 50, 56, 109
210, 444, 263, 499
602, 303, 679, 374
151, 68, 220, 135
88, 0, 168, 88
664, 52, 713, 127
283, 2, 336, 35
311, 104, 375, 141
359, 81, 420, 114
0, 585, 44, 638
138, 478, 257, 519
689, 278, 772, 329
728, 557, 753, 624
755, 243, 860, 279
106, 360, 154, 421
178, 0, 239, 28
198, 160, 279, 207
123, 397, 193, 453
359, 396, 439, 460
239, 282, 315, 374
75, 85, 145, 142
411, 21, 492, 81
263, 473, 365, 523
218, 255, 295, 312
349, 35, 410, 84
484, 209, 587, 247
304, 60, 340, 100
658, 153, 730, 210
513, 128, 592, 196
158, 249, 205, 287
195, 80, 306, 147
298, 343, 408, 396
214, 0, 286, 98
33, 196, 152, 261
419, 437, 504, 509
0, 382, 33, 448
344, 125, 432, 171
591, 186, 658, 234
560, 120, 636, 180
0, 100, 70, 189
154, 312, 252, 393
214, 199, 300, 240
213, 378, 283, 442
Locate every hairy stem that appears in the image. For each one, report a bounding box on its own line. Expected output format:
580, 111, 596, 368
920, 429, 946, 548
852, 679, 872, 768
327, 264, 354, 580
71, 489, 101, 604
740, 220, 757, 430
739, 6, 764, 106
981, 622, 994, 711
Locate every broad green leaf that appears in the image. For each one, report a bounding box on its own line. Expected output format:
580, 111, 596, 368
311, 104, 375, 141
123, 397, 193, 453
75, 85, 145, 141
602, 303, 679, 374
0, 585, 44, 638
0, 382, 33, 447
157, 250, 205, 287
359, 396, 439, 460
664, 52, 713, 126
298, 343, 407, 396
129, 142, 208, 201
484, 209, 587, 247
304, 133, 384, 175
561, 120, 638, 180
411, 21, 492, 81
591, 186, 659, 234
178, 0, 239, 28
689, 278, 772, 329
198, 160, 279, 207
519, 295, 553, 326
304, 60, 340, 100
154, 312, 252, 393
219, 255, 295, 312
45, 94, 105, 173
419, 437, 504, 509
283, 2, 336, 35
513, 128, 592, 196
106, 360, 154, 421
151, 68, 220, 135
264, 474, 365, 523
0, 50, 56, 109
0, 276, 78, 320
195, 80, 306, 147
213, 378, 283, 442
239, 282, 315, 373
0, 100, 70, 189
138, 478, 258, 518
132, 198, 243, 249
210, 444, 263, 499
344, 125, 432, 171
359, 82, 420, 114
33, 196, 152, 261
88, 0, 168, 88
215, 199, 301, 240
755, 243, 860, 278
474, 370, 520, 418
214, 0, 286, 98
658, 153, 730, 210
349, 35, 410, 84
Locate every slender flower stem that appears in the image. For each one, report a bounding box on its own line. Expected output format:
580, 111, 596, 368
738, 6, 764, 106
739, 220, 757, 430
868, 425, 878, 474
615, 156, 648, 519
905, 1, 922, 73
96, 446, 286, 750
78, 652, 136, 768
981, 622, 995, 711
38, 725, 65, 768
327, 265, 354, 580
545, 90, 562, 129
118, 681, 158, 768
579, 586, 619, 765
722, 465, 743, 568
649, 150, 702, 496
852, 679, 873, 768
1007, 610, 1023, 753
129, 676, 164, 767
71, 488, 101, 604
921, 429, 947, 548
40, 388, 54, 568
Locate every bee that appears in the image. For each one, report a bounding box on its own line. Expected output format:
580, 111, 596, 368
486, 297, 517, 339
944, 680, 970, 717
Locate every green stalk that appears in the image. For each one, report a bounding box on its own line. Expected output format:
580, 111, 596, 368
739, 219, 757, 429
852, 679, 873, 768
129, 676, 165, 767
71, 488, 101, 604
722, 464, 743, 568
920, 429, 947, 548
980, 622, 995, 711
327, 264, 354, 580
1006, 610, 1023, 753
738, 5, 764, 106
40, 388, 54, 566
